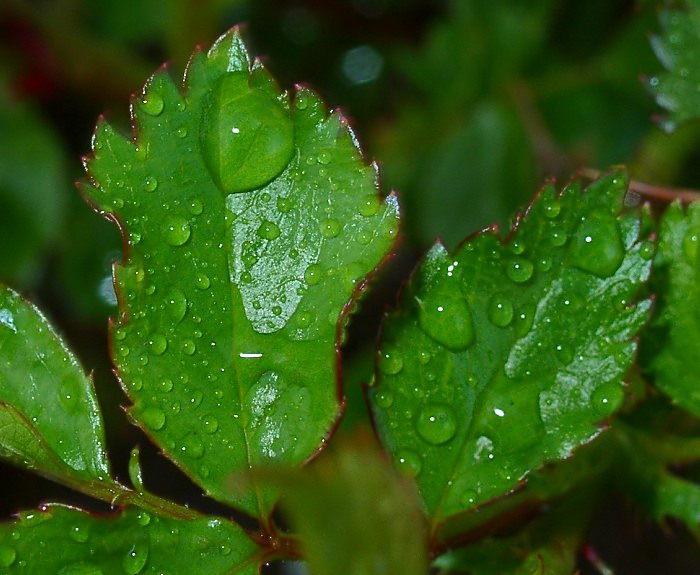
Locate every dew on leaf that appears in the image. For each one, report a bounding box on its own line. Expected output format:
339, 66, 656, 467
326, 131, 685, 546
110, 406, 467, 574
505, 258, 534, 283
141, 407, 166, 431
488, 295, 514, 327
509, 241, 525, 255
570, 210, 624, 278
418, 290, 474, 351
176, 127, 188, 138
188, 199, 203, 215
304, 264, 322, 285
591, 382, 624, 415
148, 333, 167, 355
277, 196, 292, 212
460, 490, 478, 507
163, 216, 191, 246
59, 378, 79, 412
181, 433, 205, 458
68, 525, 89, 543
544, 199, 561, 218
359, 194, 380, 217
190, 389, 203, 409
374, 389, 394, 408
257, 220, 281, 240
202, 415, 219, 434
122, 543, 149, 574
320, 218, 341, 238
143, 176, 158, 192
639, 240, 655, 260
141, 93, 164, 116
136, 512, 151, 526
395, 449, 422, 477
317, 151, 332, 165
415, 403, 458, 445
195, 273, 210, 290
164, 289, 187, 323
684, 232, 699, 260
379, 350, 403, 375
201, 72, 295, 194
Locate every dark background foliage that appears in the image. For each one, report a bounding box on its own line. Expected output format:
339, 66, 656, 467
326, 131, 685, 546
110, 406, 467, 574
1, 1, 699, 572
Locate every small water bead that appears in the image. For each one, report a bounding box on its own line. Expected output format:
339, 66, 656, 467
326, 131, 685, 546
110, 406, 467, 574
684, 232, 699, 260
639, 240, 655, 260
488, 295, 514, 327
188, 199, 203, 215
141, 92, 164, 116
141, 407, 166, 431
374, 389, 394, 408
148, 334, 167, 355
395, 449, 422, 477
320, 218, 341, 238
509, 241, 525, 255
195, 273, 210, 290
122, 544, 149, 575
164, 289, 187, 323
466, 373, 478, 388
59, 379, 78, 412
419, 351, 431, 364
317, 151, 332, 165
170, 401, 181, 414
418, 289, 475, 351
129, 232, 142, 245
112, 198, 124, 209
0, 545, 16, 567
554, 343, 573, 365
295, 92, 310, 110
359, 194, 380, 217
415, 403, 458, 445
176, 127, 188, 138
505, 258, 534, 283
570, 210, 624, 278
158, 378, 174, 393
163, 216, 191, 246
257, 220, 281, 240
460, 489, 479, 507
240, 271, 253, 284
544, 199, 561, 219
549, 225, 567, 247
136, 512, 151, 526
143, 177, 158, 192
304, 264, 322, 285
181, 339, 196, 355
591, 382, 624, 416
181, 433, 205, 458
514, 307, 534, 338
190, 389, 203, 408
131, 378, 143, 391
69, 525, 89, 543
202, 415, 219, 434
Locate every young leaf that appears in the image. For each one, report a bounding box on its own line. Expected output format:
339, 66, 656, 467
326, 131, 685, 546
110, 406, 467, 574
370, 171, 652, 527
648, 1, 700, 132
0, 285, 113, 490
0, 504, 262, 573
640, 201, 700, 417
82, 29, 399, 516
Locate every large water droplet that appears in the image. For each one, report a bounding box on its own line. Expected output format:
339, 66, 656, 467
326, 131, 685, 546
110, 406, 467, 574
570, 210, 624, 278
202, 415, 219, 434
181, 433, 205, 458
415, 403, 457, 445
195, 273, 210, 290
374, 389, 394, 408
378, 350, 403, 375
163, 216, 191, 246
122, 544, 148, 574
320, 218, 341, 238
164, 289, 187, 324
488, 295, 514, 327
141, 93, 164, 116
136, 512, 151, 526
141, 407, 166, 431
395, 449, 422, 477
304, 264, 322, 285
359, 194, 380, 217
148, 333, 167, 355
591, 382, 624, 416
505, 258, 534, 283
257, 220, 281, 240
143, 177, 158, 192
0, 545, 16, 567
201, 72, 294, 194
418, 289, 474, 351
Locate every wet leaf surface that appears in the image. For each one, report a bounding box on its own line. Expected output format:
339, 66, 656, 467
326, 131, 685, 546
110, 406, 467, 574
370, 171, 652, 528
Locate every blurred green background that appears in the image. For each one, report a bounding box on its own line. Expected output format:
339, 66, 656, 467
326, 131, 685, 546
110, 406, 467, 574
2, 1, 700, 572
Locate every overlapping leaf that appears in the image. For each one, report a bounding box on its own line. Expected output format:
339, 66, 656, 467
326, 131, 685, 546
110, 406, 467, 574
640, 201, 700, 417
0, 285, 114, 492
648, 0, 700, 132
82, 29, 399, 516
370, 171, 652, 527
0, 504, 261, 573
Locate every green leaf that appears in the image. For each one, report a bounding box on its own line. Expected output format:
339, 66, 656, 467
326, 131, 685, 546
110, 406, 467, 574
648, 1, 700, 132
0, 285, 113, 489
0, 504, 262, 573
370, 171, 652, 527
82, 29, 399, 516
640, 201, 700, 417
267, 431, 428, 575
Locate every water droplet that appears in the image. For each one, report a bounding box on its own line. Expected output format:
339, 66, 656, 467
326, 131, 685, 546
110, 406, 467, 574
639, 240, 655, 260
460, 489, 479, 507
188, 199, 203, 215
359, 194, 380, 217
379, 350, 403, 375
304, 264, 322, 285
141, 93, 164, 116
509, 241, 525, 255
190, 389, 203, 409
202, 415, 219, 434
418, 290, 474, 351
195, 273, 210, 290
514, 306, 534, 338
277, 196, 293, 212
201, 72, 295, 194
69, 525, 89, 543
466, 373, 478, 388
176, 126, 188, 138
295, 92, 310, 110
163, 216, 191, 246
257, 220, 281, 240
488, 295, 514, 327
317, 150, 332, 165
570, 210, 624, 278
122, 543, 148, 574
554, 343, 573, 365
143, 176, 158, 192
320, 218, 341, 238
164, 289, 187, 324
59, 378, 79, 412
549, 225, 567, 247
591, 382, 624, 416
148, 333, 167, 355
415, 403, 457, 445
395, 449, 422, 477
158, 378, 174, 393
544, 200, 561, 218
181, 339, 196, 355
141, 407, 166, 431
181, 433, 205, 458
0, 545, 16, 567
136, 512, 151, 526
684, 232, 699, 260
505, 258, 534, 283
374, 389, 394, 408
